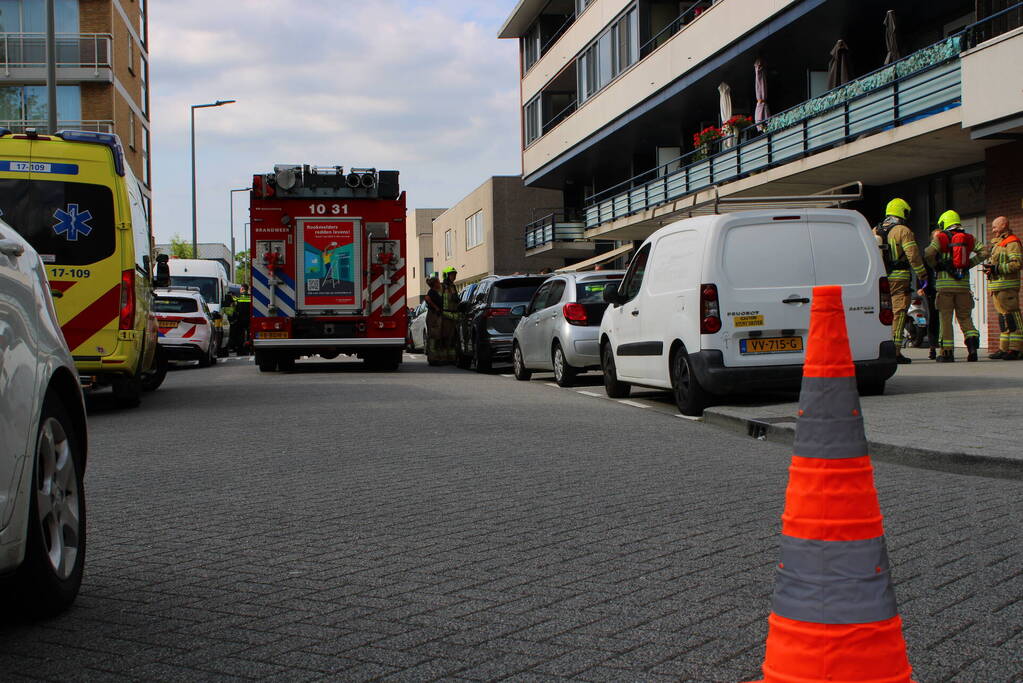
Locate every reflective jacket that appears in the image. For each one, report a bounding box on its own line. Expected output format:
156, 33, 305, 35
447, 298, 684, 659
987, 234, 1022, 292
875, 216, 925, 282
925, 232, 987, 292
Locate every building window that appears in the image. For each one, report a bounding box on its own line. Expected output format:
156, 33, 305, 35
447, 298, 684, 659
138, 0, 147, 46
139, 56, 149, 116
127, 37, 136, 75
465, 211, 484, 250
577, 6, 638, 104
0, 84, 80, 126
575, 0, 594, 14
444, 230, 453, 259
424, 257, 433, 278
141, 127, 150, 186
524, 96, 541, 146
128, 110, 136, 149
0, 0, 79, 32
523, 21, 542, 71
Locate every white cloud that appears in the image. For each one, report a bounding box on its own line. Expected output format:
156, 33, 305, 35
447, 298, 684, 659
149, 0, 523, 245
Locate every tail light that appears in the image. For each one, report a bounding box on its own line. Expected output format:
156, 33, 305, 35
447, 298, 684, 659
879, 277, 893, 325
181, 317, 208, 325
700, 283, 722, 334
118, 269, 135, 330
563, 302, 588, 326
487, 307, 512, 317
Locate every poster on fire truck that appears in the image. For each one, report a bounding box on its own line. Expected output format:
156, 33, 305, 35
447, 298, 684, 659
301, 220, 357, 307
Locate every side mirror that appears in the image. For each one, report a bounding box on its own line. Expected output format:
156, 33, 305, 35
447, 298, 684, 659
510, 304, 526, 317
154, 253, 170, 288
603, 283, 623, 306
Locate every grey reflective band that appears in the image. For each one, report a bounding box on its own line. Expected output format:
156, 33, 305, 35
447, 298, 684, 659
772, 536, 897, 624
793, 376, 868, 459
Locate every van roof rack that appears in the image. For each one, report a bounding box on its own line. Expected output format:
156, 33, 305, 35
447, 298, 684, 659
683, 181, 863, 217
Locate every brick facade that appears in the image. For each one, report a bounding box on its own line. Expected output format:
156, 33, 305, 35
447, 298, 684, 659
984, 140, 1023, 350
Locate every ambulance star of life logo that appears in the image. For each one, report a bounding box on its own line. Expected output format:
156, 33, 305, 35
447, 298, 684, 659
52, 204, 93, 241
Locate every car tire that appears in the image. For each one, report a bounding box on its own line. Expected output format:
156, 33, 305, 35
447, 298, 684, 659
671, 348, 708, 416
111, 374, 142, 408
141, 345, 168, 392
473, 337, 492, 374
601, 343, 631, 399
256, 351, 277, 372
198, 342, 213, 368
552, 342, 577, 388
513, 343, 532, 381
858, 379, 885, 396
11, 395, 86, 618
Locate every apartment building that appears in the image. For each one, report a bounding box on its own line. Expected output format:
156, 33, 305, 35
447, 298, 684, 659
501, 0, 1023, 349
1, 0, 151, 214
433, 176, 565, 286
406, 208, 445, 306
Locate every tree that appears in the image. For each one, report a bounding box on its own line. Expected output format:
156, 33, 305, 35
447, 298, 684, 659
169, 234, 195, 258
235, 250, 251, 285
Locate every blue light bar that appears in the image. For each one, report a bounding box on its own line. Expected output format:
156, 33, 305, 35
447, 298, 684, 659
55, 130, 125, 176
0, 128, 10, 137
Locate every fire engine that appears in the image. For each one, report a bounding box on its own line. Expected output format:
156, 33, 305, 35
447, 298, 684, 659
248, 164, 407, 372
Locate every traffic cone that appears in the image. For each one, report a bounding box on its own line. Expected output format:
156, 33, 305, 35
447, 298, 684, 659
748, 285, 915, 683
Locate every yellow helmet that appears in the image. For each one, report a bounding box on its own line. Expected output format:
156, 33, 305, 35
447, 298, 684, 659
885, 198, 911, 219
938, 209, 962, 230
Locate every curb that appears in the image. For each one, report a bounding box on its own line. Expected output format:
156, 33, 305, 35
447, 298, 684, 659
703, 408, 1023, 481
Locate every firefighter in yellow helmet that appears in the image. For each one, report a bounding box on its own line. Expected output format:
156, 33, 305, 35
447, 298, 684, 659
433, 267, 461, 364
874, 198, 926, 364
983, 216, 1023, 360
924, 209, 989, 362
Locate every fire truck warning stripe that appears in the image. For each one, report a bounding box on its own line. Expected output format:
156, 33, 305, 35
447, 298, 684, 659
61, 283, 121, 352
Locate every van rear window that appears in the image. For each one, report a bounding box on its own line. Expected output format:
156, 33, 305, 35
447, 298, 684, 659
0, 179, 115, 266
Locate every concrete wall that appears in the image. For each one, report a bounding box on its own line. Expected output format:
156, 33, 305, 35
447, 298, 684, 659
406, 208, 445, 306
433, 178, 496, 284
961, 28, 1023, 129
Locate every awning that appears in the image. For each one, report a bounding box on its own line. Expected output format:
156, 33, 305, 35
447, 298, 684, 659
557, 243, 634, 273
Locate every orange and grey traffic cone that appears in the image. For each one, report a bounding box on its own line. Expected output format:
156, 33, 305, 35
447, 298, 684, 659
748, 285, 915, 683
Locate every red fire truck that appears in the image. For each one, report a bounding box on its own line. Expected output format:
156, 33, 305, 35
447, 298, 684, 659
248, 164, 407, 372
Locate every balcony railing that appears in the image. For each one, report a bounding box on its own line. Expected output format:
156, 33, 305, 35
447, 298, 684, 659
524, 211, 588, 249
1, 32, 112, 75
0, 120, 114, 133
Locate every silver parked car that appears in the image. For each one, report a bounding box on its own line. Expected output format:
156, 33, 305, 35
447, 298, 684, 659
0, 218, 88, 617
511, 270, 625, 386
407, 302, 428, 352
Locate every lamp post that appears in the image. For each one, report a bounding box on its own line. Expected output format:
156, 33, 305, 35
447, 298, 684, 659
243, 223, 250, 254
229, 187, 251, 280
190, 99, 236, 257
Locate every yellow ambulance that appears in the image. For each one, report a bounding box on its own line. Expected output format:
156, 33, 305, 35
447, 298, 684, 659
0, 128, 167, 407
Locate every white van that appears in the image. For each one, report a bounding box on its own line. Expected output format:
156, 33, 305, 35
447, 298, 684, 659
168, 258, 230, 355
599, 209, 897, 415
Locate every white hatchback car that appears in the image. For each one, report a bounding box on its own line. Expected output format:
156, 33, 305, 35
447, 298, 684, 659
0, 219, 88, 617
600, 209, 897, 415
153, 288, 217, 366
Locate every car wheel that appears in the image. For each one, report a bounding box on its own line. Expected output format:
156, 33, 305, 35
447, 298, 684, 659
552, 342, 577, 388
111, 374, 142, 408
141, 345, 168, 392
473, 338, 492, 373
513, 343, 532, 381
601, 343, 631, 399
12, 395, 86, 617
671, 348, 708, 416
198, 341, 213, 368
256, 351, 277, 372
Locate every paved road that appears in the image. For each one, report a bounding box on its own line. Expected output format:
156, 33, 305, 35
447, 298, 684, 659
2, 355, 1021, 682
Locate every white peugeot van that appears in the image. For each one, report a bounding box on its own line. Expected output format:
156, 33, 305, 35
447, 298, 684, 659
599, 209, 897, 415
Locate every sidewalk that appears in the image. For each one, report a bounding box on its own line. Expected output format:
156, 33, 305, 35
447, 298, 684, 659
703, 346, 1023, 480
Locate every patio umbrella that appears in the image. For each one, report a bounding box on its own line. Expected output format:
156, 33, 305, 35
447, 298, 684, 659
883, 10, 900, 65
754, 58, 769, 127
718, 82, 734, 147
827, 39, 851, 89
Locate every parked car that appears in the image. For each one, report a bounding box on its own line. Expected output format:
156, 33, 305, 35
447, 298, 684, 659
167, 258, 230, 356
407, 302, 428, 352
600, 209, 897, 415
153, 288, 218, 366
0, 219, 88, 617
511, 270, 626, 386
456, 275, 548, 372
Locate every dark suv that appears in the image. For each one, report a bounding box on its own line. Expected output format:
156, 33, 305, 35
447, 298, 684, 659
457, 275, 549, 372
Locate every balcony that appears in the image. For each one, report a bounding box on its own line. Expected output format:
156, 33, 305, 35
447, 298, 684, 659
524, 210, 597, 257
1, 33, 113, 82
0, 120, 114, 133
583, 34, 965, 230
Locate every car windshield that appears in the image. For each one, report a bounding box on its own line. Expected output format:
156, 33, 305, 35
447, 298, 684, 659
169, 276, 218, 303
576, 278, 623, 303
0, 179, 115, 266
492, 280, 545, 303
153, 297, 199, 313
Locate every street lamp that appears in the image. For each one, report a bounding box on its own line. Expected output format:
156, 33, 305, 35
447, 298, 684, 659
190, 99, 236, 257
229, 186, 251, 279
243, 223, 250, 254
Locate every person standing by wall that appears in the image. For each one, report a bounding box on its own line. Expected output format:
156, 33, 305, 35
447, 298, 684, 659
873, 198, 927, 364
984, 216, 1023, 360
424, 274, 450, 365
440, 267, 462, 364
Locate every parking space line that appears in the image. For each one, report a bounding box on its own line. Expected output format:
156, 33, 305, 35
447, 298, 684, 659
617, 400, 649, 409
576, 390, 602, 397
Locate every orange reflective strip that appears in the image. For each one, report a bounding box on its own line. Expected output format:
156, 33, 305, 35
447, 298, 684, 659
802, 285, 855, 379
61, 283, 120, 351
781, 456, 885, 541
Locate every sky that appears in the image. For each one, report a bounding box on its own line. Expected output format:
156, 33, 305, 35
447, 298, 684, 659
149, 0, 522, 248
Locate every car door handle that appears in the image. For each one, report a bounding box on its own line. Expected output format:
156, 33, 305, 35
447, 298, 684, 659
0, 239, 25, 257
783, 296, 810, 304
631, 309, 640, 316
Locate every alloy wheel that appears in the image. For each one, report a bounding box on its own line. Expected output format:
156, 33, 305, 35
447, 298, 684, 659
35, 417, 80, 580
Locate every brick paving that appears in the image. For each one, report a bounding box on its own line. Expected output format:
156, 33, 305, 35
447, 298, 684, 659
1, 356, 1021, 682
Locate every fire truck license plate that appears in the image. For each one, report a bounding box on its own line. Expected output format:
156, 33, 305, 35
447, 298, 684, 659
256, 331, 289, 339
740, 336, 803, 354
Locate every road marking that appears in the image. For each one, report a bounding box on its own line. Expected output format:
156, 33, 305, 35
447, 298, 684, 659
617, 400, 649, 409
676, 413, 703, 421
577, 390, 602, 397
544, 383, 560, 388
501, 374, 515, 378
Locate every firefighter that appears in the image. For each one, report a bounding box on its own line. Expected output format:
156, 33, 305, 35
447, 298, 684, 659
437, 267, 461, 363
424, 274, 448, 365
925, 210, 988, 362
874, 198, 926, 364
984, 216, 1023, 360
230, 285, 252, 355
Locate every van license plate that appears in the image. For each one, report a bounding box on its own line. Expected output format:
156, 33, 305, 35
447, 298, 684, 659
256, 331, 288, 339
740, 337, 803, 354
